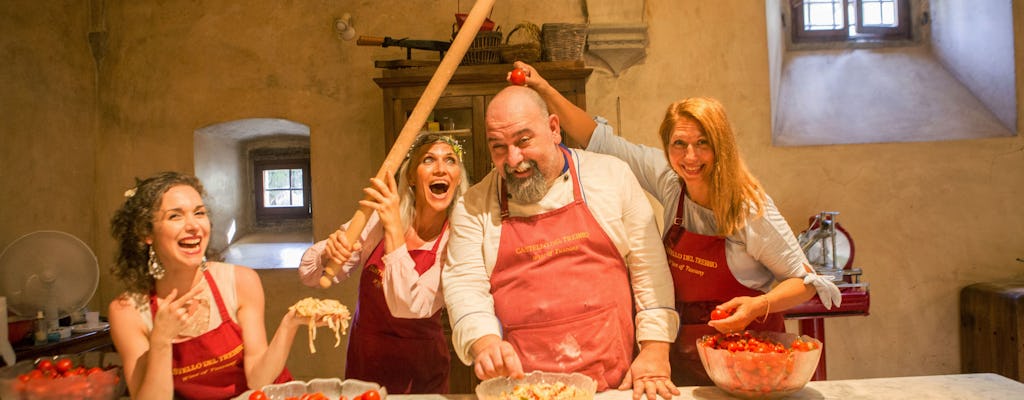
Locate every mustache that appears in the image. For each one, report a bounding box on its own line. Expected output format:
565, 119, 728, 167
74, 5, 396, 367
503, 160, 537, 175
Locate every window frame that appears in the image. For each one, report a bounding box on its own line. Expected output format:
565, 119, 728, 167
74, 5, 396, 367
253, 158, 311, 220
791, 0, 912, 44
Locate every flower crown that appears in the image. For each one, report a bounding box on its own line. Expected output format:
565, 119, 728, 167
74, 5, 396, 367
410, 134, 463, 162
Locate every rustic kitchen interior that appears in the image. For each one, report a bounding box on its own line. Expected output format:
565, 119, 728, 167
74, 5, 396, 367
2, 0, 1023, 398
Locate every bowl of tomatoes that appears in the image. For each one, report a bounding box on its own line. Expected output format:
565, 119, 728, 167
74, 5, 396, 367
0, 353, 125, 400
236, 378, 385, 400
697, 330, 821, 399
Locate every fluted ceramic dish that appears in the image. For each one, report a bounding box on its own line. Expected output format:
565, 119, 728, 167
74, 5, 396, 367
234, 378, 386, 400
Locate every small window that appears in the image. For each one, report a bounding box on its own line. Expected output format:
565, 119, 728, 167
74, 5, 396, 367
254, 159, 311, 219
792, 0, 911, 43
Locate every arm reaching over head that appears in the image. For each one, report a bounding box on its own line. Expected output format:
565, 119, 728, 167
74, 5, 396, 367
511, 61, 597, 147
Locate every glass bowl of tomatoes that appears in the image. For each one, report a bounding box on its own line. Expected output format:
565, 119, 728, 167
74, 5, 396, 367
697, 330, 822, 399
235, 378, 386, 400
0, 353, 125, 400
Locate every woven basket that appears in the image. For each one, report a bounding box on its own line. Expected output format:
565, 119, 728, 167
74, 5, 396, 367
458, 26, 503, 65
500, 22, 542, 63
541, 23, 588, 62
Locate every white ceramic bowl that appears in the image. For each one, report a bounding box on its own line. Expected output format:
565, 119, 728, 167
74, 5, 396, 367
697, 331, 822, 399
475, 371, 596, 400
233, 378, 386, 400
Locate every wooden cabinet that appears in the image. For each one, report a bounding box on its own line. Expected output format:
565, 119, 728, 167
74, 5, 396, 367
373, 61, 591, 393
960, 281, 1024, 382
374, 61, 593, 184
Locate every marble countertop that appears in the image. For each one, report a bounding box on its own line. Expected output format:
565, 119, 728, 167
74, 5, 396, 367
392, 373, 1024, 399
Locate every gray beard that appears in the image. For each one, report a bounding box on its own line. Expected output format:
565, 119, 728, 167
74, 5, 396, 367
504, 160, 548, 203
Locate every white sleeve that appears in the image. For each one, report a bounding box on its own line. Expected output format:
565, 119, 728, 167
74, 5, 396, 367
613, 161, 680, 344
442, 195, 503, 365
296, 214, 380, 287
588, 117, 675, 203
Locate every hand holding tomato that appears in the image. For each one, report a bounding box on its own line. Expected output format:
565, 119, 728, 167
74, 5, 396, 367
710, 307, 734, 321
508, 67, 527, 86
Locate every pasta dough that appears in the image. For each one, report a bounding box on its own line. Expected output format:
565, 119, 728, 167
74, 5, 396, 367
289, 297, 352, 353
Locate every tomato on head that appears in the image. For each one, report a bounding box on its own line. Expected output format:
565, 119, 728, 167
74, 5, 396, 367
509, 68, 527, 86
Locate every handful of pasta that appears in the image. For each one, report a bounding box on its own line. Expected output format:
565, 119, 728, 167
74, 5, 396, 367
289, 297, 352, 353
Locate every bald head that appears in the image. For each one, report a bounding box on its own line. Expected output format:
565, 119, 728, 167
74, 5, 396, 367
487, 86, 550, 122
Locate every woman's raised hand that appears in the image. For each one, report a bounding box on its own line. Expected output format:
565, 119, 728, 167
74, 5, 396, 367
150, 284, 204, 344
359, 170, 402, 236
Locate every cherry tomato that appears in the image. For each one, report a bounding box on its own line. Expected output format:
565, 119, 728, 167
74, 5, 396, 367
55, 358, 74, 373
710, 307, 733, 321
509, 68, 527, 86
361, 389, 381, 400
35, 359, 54, 372
17, 373, 31, 382
249, 390, 269, 400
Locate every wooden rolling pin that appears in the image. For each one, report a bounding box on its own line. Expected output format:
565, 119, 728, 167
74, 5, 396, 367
320, 0, 497, 288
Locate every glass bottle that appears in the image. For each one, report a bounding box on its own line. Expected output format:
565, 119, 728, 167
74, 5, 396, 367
33, 311, 47, 345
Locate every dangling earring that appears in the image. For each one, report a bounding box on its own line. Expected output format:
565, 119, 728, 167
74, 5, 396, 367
148, 246, 165, 280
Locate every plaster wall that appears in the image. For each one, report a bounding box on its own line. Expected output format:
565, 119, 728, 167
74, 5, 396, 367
2, 0, 1023, 386
932, 0, 1018, 131
0, 2, 96, 252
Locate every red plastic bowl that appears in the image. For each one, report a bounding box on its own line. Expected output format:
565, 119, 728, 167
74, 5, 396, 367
697, 331, 822, 399
6, 317, 34, 344
455, 13, 496, 31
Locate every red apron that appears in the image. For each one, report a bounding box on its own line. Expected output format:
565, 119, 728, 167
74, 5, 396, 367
345, 225, 450, 394
663, 188, 784, 386
150, 270, 292, 400
490, 147, 634, 391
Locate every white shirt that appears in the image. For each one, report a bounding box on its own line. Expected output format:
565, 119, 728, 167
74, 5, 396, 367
587, 118, 813, 291
298, 212, 446, 318
443, 148, 680, 365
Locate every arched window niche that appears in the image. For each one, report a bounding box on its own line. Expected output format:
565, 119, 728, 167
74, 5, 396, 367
767, 0, 1017, 146
194, 118, 312, 268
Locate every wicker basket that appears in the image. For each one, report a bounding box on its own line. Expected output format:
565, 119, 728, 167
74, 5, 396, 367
500, 22, 542, 63
541, 23, 588, 62
458, 26, 503, 65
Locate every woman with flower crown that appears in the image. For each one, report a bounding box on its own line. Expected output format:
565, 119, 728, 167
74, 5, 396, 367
298, 133, 468, 394
108, 171, 321, 400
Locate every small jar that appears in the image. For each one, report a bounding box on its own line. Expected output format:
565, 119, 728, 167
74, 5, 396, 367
33, 311, 47, 345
